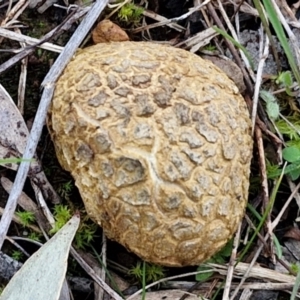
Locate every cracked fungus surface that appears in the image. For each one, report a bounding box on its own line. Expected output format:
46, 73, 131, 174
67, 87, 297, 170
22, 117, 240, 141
48, 41, 253, 266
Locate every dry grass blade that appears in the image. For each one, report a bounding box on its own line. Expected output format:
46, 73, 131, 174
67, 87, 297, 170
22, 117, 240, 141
176, 27, 218, 52
132, 0, 211, 33
222, 224, 242, 300
0, 8, 77, 74
70, 247, 123, 300
209, 262, 295, 284
207, 2, 253, 94
0, 27, 63, 53
142, 9, 185, 32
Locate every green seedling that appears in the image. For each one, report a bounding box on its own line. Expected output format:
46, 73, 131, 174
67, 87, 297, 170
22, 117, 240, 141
28, 232, 42, 242
269, 71, 294, 96
50, 205, 72, 234
74, 222, 97, 249
11, 250, 24, 261
50, 204, 97, 249
16, 210, 36, 227
276, 71, 292, 86
291, 263, 300, 274
267, 146, 300, 180
203, 44, 217, 52
260, 90, 280, 121
276, 118, 300, 141
57, 180, 73, 201
282, 145, 300, 180
291, 263, 300, 300
128, 261, 165, 284
118, 2, 144, 23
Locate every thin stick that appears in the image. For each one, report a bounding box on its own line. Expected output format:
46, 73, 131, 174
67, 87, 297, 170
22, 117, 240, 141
251, 27, 269, 135
222, 223, 242, 300
0, 8, 78, 74
132, 1, 211, 33
229, 237, 267, 300
0, 27, 64, 53
272, 181, 300, 230
0, 0, 109, 250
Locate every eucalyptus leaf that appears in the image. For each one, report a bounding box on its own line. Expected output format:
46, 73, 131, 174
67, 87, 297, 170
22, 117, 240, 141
0, 214, 80, 300
0, 84, 59, 203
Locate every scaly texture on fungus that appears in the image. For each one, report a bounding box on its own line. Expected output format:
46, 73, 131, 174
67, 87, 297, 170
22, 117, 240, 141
48, 41, 253, 266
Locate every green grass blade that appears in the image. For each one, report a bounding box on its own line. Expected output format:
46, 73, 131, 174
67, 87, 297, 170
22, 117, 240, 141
212, 26, 254, 69
142, 261, 146, 300
91, 246, 124, 298
262, 0, 300, 85
238, 166, 285, 262
247, 203, 282, 258
252, 0, 280, 70
0, 158, 33, 164
291, 264, 300, 300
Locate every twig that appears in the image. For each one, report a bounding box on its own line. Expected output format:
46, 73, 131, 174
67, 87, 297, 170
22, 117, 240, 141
255, 125, 269, 222
97, 234, 107, 299
271, 181, 300, 230
287, 178, 300, 209
253, 30, 274, 262
251, 27, 269, 134
142, 9, 185, 32
5, 236, 31, 257
207, 1, 253, 94
1, 0, 28, 27
217, 0, 251, 72
254, 115, 283, 146
227, 126, 270, 299
244, 214, 270, 250
16, 27, 27, 114
132, 1, 211, 33
229, 248, 288, 300
0, 0, 109, 250
0, 27, 63, 53
166, 281, 297, 292
175, 27, 218, 52
0, 9, 77, 74
0, 207, 40, 233
222, 223, 242, 300
1, 176, 52, 231
127, 270, 214, 300
70, 247, 123, 300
